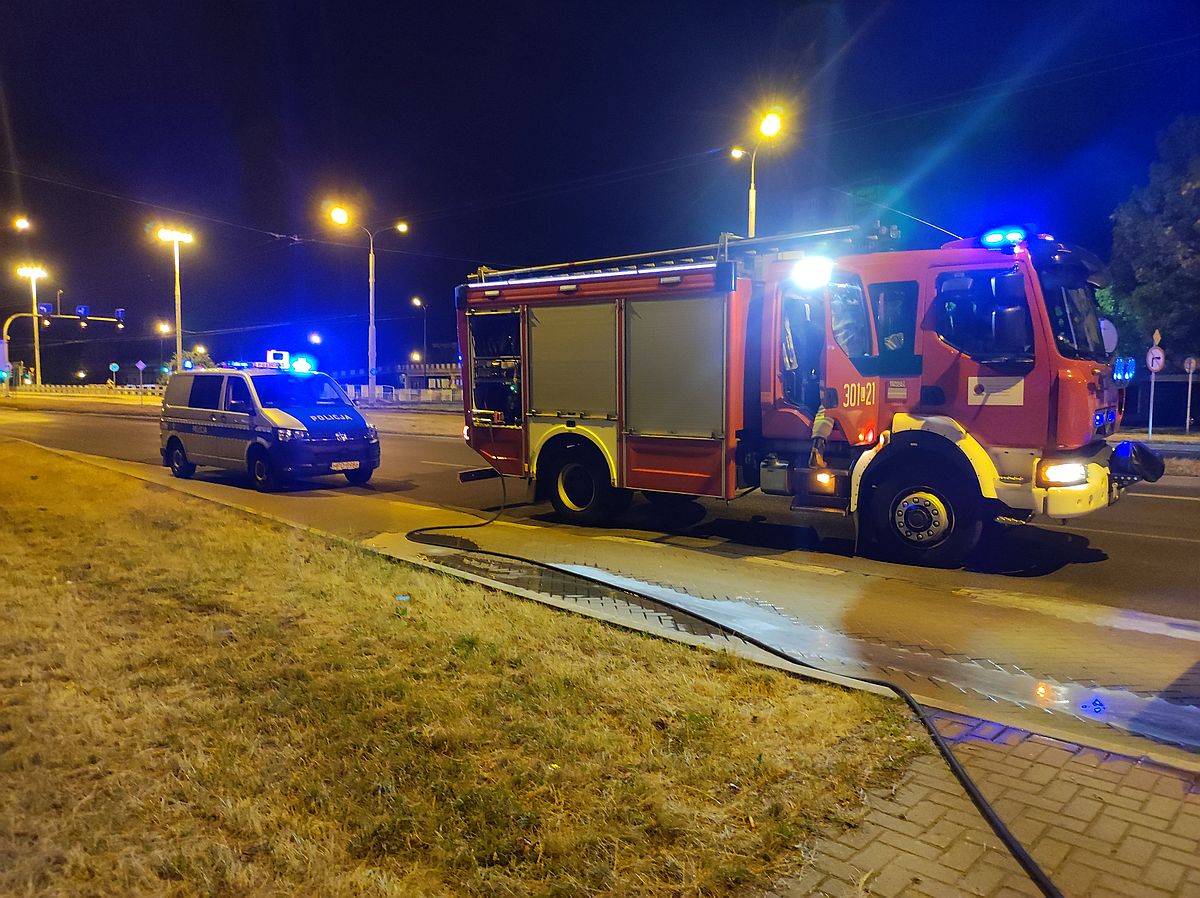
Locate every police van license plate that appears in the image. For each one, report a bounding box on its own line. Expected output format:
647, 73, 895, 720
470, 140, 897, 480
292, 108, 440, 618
331, 461, 360, 471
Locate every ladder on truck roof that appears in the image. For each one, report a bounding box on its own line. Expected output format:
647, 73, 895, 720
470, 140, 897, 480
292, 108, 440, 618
469, 226, 860, 284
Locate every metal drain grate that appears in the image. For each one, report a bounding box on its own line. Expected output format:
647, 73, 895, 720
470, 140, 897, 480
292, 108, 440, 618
430, 551, 740, 642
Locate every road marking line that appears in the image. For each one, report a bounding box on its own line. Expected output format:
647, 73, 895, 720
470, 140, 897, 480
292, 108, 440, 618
421, 461, 474, 468
495, 520, 541, 531
1045, 523, 1200, 544
745, 556, 846, 576
957, 587, 1200, 643
1127, 492, 1200, 502
590, 534, 654, 546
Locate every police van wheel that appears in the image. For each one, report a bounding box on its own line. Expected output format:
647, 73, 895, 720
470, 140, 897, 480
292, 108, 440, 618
249, 449, 282, 492
168, 441, 196, 479
344, 467, 373, 486
547, 452, 619, 527
867, 465, 982, 568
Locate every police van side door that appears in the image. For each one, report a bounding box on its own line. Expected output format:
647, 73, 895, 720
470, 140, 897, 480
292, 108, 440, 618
213, 375, 255, 467
183, 374, 225, 464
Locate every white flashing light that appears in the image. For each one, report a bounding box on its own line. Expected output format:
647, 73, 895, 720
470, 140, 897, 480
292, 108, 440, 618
790, 256, 836, 290
290, 357, 313, 373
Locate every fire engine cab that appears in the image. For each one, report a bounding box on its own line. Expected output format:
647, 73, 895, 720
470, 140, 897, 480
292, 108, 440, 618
455, 226, 1162, 566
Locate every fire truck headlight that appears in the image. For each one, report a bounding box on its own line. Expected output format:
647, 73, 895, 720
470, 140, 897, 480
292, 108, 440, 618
1037, 462, 1088, 488
790, 256, 835, 290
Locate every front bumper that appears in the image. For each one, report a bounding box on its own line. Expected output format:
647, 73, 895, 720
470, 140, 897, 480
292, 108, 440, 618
1033, 440, 1163, 519
271, 439, 381, 475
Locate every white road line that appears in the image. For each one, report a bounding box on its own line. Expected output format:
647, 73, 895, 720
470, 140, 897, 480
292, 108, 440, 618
1127, 492, 1200, 502
421, 461, 474, 468
1045, 523, 1200, 544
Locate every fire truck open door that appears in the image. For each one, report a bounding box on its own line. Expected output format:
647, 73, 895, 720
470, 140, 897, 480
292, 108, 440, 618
820, 273, 881, 448
465, 309, 525, 476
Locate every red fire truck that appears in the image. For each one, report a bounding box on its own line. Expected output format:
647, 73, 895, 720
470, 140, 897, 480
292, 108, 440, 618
455, 226, 1162, 566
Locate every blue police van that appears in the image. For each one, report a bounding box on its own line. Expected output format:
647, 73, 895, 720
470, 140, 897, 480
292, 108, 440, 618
160, 368, 381, 490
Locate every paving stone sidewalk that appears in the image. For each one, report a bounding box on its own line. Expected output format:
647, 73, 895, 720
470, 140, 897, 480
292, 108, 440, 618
772, 711, 1200, 897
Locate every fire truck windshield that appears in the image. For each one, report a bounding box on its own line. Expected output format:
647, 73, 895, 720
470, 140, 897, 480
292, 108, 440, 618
1038, 268, 1107, 362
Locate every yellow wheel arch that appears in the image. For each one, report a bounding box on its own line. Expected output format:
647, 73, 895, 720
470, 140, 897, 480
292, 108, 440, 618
529, 422, 619, 485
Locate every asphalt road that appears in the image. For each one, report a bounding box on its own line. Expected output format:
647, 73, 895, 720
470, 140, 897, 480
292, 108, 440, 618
1, 405, 1196, 619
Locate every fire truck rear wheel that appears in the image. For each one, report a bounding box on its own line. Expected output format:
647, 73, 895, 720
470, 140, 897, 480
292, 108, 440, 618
547, 453, 620, 526
867, 465, 982, 567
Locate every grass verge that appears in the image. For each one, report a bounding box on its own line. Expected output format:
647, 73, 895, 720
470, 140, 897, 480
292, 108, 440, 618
0, 441, 922, 896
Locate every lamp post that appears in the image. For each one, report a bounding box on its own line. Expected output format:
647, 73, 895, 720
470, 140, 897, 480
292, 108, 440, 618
328, 205, 409, 403
157, 228, 193, 371
16, 266, 47, 385
13, 216, 30, 232
411, 296, 427, 367
731, 111, 783, 238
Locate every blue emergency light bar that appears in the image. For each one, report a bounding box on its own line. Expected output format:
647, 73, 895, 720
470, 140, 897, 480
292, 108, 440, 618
981, 226, 1027, 247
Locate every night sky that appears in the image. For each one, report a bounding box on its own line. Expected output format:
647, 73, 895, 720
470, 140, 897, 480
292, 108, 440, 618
1, 1, 1197, 382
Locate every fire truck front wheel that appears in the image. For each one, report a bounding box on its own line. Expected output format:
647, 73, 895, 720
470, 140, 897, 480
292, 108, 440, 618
546, 453, 623, 526
866, 465, 982, 568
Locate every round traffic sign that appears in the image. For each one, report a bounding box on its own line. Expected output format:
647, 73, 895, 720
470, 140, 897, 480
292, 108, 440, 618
1185, 356, 1198, 375
109, 362, 120, 373
1146, 346, 1165, 374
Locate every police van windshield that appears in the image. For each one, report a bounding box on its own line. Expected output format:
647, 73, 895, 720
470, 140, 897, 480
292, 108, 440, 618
252, 373, 351, 408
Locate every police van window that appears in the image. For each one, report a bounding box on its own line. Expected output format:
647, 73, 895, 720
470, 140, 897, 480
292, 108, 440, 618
188, 375, 224, 410
934, 268, 1034, 363
869, 281, 918, 355
224, 377, 253, 411
164, 374, 193, 407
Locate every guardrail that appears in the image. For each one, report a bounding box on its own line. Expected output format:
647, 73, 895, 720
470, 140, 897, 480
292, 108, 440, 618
11, 383, 165, 395
341, 384, 462, 405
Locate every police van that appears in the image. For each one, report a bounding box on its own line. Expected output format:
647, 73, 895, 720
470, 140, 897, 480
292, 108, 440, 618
160, 368, 381, 490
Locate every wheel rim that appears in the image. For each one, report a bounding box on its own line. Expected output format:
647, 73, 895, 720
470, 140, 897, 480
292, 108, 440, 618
172, 448, 185, 471
892, 489, 952, 547
557, 462, 595, 512
254, 459, 268, 483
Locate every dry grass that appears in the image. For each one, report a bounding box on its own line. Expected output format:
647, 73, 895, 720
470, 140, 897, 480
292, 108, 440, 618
1165, 457, 1200, 477
0, 441, 923, 897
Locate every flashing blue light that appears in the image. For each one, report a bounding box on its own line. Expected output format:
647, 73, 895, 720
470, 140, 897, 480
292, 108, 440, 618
182, 359, 194, 370
1094, 412, 1104, 427
981, 226, 1026, 248
289, 353, 317, 374
1107, 409, 1117, 424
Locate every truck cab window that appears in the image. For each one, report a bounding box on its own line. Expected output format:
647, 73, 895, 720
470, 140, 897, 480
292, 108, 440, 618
469, 311, 523, 425
934, 267, 1034, 364
870, 281, 918, 355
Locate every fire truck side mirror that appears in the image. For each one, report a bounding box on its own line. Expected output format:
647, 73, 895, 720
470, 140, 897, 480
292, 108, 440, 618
1100, 318, 1119, 356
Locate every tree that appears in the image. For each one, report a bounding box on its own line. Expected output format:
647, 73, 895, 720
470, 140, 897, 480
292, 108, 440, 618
157, 348, 216, 383
1109, 115, 1200, 365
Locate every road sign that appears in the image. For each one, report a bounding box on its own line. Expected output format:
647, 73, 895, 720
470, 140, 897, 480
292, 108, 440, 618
109, 362, 119, 373
1185, 356, 1198, 375
36, 302, 52, 315
76, 305, 90, 318
135, 360, 146, 372
1146, 346, 1165, 373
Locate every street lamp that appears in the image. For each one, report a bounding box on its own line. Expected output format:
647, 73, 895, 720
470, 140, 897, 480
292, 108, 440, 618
16, 266, 48, 385
193, 344, 207, 355
327, 205, 409, 402
156, 321, 172, 369
409, 350, 422, 363
308, 332, 322, 345
411, 296, 427, 366
731, 110, 784, 238
13, 216, 30, 232
157, 227, 194, 372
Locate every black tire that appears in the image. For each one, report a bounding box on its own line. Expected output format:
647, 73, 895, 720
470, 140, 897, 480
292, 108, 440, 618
865, 464, 982, 567
546, 452, 620, 526
248, 447, 282, 492
168, 441, 196, 479
344, 467, 374, 486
